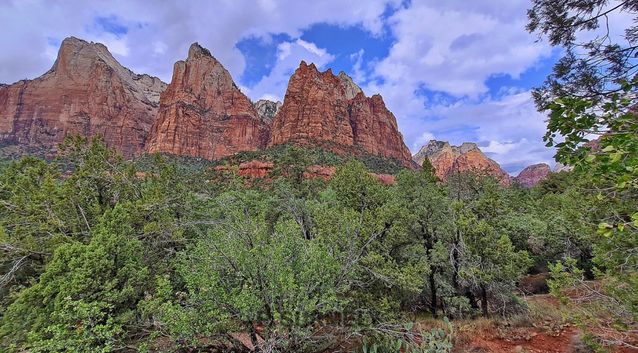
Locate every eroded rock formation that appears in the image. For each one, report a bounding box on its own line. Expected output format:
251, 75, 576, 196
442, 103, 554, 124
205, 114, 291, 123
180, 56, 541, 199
0, 37, 432, 173
0, 37, 166, 157
514, 163, 551, 188
145, 43, 269, 160
413, 140, 511, 184
269, 62, 413, 167
254, 99, 281, 125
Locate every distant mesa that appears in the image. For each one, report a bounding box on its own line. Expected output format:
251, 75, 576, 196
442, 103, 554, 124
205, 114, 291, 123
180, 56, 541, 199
514, 163, 551, 188
413, 140, 511, 185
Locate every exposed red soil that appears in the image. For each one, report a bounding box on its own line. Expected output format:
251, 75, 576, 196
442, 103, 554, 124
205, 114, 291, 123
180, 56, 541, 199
455, 323, 579, 353
453, 294, 638, 353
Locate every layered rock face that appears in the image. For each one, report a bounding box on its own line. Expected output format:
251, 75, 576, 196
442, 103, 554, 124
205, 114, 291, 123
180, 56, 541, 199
269, 62, 413, 167
413, 140, 511, 184
0, 37, 166, 157
514, 163, 551, 188
146, 43, 269, 160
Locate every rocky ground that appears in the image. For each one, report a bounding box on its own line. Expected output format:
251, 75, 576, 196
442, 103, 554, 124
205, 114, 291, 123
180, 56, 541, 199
452, 295, 638, 353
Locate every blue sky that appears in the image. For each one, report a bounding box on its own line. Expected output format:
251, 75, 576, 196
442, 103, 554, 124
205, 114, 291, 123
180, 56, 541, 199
0, 0, 561, 174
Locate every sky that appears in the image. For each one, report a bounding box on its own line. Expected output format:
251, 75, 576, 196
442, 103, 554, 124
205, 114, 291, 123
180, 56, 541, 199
0, 0, 562, 174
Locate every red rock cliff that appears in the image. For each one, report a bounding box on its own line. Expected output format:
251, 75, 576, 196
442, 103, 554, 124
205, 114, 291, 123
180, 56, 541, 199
269, 62, 413, 167
0, 37, 166, 157
413, 140, 511, 184
145, 43, 269, 160
514, 163, 551, 188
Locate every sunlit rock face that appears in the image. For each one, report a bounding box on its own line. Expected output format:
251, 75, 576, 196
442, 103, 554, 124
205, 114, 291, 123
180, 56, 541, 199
0, 37, 166, 157
146, 43, 269, 160
413, 140, 511, 184
269, 62, 414, 168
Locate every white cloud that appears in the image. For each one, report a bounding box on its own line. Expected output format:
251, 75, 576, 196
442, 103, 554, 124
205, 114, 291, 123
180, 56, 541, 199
353, 0, 556, 174
349, 49, 367, 85
0, 0, 398, 84
370, 0, 551, 97
406, 91, 555, 174
295, 40, 328, 57
153, 41, 168, 56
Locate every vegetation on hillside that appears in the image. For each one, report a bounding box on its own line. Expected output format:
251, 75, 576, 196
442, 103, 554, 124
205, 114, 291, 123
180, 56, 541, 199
0, 136, 620, 352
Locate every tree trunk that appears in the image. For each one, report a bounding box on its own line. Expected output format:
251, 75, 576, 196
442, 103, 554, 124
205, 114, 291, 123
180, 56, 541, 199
430, 270, 437, 318
480, 284, 488, 317
250, 323, 261, 352
466, 290, 478, 309
452, 233, 460, 290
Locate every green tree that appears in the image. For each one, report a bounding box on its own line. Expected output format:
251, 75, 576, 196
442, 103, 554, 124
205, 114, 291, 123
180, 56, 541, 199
421, 158, 439, 183
0, 204, 149, 352
328, 161, 427, 323
528, 0, 638, 327
147, 189, 344, 351
0, 157, 64, 301
458, 217, 532, 317
394, 170, 452, 317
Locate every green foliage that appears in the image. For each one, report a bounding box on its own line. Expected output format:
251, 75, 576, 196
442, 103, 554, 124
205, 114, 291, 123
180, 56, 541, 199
332, 160, 387, 211
0, 204, 149, 352
526, 0, 638, 111
0, 135, 627, 352
151, 189, 344, 350
537, 59, 638, 328
215, 143, 406, 175
359, 319, 453, 353
420, 158, 438, 183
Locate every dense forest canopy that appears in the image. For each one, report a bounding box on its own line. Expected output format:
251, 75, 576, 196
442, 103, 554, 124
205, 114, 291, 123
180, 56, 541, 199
0, 136, 619, 352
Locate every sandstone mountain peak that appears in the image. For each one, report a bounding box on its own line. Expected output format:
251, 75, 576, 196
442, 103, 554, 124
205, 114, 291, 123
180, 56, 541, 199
269, 60, 413, 167
187, 42, 214, 60
514, 163, 551, 188
459, 142, 479, 153
413, 140, 510, 184
146, 42, 268, 160
298, 60, 317, 70
2, 37, 422, 169
0, 36, 166, 157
